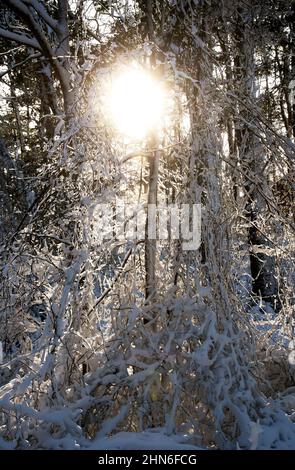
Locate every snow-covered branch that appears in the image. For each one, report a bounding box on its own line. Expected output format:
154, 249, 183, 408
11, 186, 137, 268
2, 0, 73, 115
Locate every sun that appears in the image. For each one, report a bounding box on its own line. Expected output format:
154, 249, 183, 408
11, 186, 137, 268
108, 67, 165, 140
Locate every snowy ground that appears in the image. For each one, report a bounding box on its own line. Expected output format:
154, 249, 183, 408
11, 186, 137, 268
88, 430, 202, 450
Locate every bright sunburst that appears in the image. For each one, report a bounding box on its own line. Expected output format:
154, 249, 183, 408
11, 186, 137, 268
108, 68, 165, 140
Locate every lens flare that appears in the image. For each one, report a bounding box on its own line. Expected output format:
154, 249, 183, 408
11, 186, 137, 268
108, 68, 165, 139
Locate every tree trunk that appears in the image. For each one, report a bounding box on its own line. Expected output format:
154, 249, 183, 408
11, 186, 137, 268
234, 5, 280, 310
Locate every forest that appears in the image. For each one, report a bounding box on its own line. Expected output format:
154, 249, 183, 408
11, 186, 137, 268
0, 0, 295, 452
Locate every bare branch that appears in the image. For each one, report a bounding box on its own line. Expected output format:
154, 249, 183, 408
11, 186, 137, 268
22, 0, 58, 32
0, 51, 41, 78
0, 26, 41, 50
